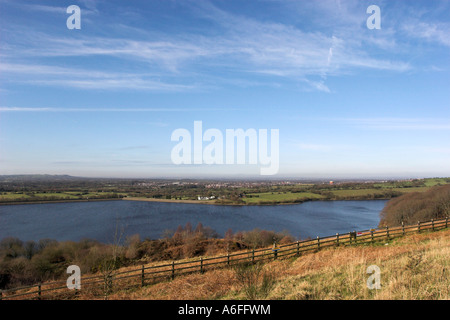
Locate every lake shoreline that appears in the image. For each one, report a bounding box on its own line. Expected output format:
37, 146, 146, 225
0, 198, 123, 206
0, 195, 393, 206
124, 196, 392, 205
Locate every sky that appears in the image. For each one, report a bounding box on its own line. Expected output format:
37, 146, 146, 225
0, 0, 449, 179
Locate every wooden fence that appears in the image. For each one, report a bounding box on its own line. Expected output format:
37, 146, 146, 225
1, 217, 448, 300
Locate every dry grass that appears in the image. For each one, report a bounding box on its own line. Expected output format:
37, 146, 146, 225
107, 269, 237, 300
266, 230, 450, 300
11, 228, 446, 300
98, 228, 450, 300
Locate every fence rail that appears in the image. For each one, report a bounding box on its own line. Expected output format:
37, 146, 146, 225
1, 216, 448, 300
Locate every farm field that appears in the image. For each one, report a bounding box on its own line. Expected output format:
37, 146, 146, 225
242, 192, 324, 204
1, 177, 449, 205
0, 191, 124, 203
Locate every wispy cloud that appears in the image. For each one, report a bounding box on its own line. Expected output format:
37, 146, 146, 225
118, 145, 151, 151
340, 118, 450, 131
0, 1, 414, 92
0, 106, 231, 112
296, 142, 355, 152
403, 22, 450, 47
23, 4, 67, 14
297, 143, 337, 152
0, 62, 195, 91
9, 1, 98, 15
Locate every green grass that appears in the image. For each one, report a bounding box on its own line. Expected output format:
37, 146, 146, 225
373, 178, 450, 189
242, 192, 324, 204
0, 191, 124, 202
422, 178, 450, 187
331, 186, 438, 198
330, 189, 387, 197
391, 187, 430, 193
0, 193, 32, 200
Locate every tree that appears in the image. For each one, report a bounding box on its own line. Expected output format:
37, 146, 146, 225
99, 222, 125, 300
380, 184, 450, 226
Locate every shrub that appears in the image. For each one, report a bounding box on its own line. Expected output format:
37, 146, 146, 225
239, 229, 294, 249
233, 262, 276, 299
380, 184, 450, 226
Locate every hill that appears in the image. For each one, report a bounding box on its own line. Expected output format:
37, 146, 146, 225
101, 227, 450, 300
99, 229, 450, 300
0, 174, 84, 182
1, 219, 448, 300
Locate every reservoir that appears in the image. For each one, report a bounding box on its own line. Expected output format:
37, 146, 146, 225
0, 199, 387, 243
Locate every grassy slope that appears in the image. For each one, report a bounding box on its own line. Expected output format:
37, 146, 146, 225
105, 228, 450, 300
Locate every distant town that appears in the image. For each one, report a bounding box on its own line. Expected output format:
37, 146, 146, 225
1, 174, 448, 206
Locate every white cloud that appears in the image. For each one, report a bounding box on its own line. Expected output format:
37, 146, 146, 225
403, 22, 450, 47
0, 62, 194, 91
296, 143, 355, 152
0, 1, 414, 92
340, 118, 450, 130
0, 106, 228, 112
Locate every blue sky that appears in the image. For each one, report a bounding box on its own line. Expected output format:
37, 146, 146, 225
0, 0, 449, 179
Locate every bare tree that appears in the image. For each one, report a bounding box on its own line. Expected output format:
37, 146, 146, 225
99, 222, 125, 299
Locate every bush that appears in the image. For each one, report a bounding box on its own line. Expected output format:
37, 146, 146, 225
240, 229, 294, 249
380, 184, 450, 227
0, 223, 296, 289
0, 237, 25, 259
233, 262, 276, 299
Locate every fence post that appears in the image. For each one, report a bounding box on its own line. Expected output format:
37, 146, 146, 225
418, 221, 421, 233
317, 236, 320, 250
336, 233, 339, 247
272, 240, 278, 260
431, 219, 434, 231
141, 265, 145, 287
252, 249, 255, 264
349, 231, 355, 244
402, 221, 405, 235
38, 284, 41, 300
446, 217, 448, 228
371, 230, 374, 243
296, 241, 300, 256
171, 261, 175, 280
386, 226, 389, 239
200, 257, 204, 274
227, 253, 230, 266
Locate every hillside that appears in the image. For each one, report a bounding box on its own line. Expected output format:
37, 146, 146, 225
2, 221, 448, 300
101, 227, 450, 300
380, 184, 450, 226
0, 174, 84, 182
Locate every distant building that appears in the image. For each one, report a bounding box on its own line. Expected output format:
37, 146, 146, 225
197, 196, 215, 201
329, 181, 334, 185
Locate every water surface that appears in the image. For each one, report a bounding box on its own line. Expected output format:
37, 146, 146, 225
0, 199, 387, 243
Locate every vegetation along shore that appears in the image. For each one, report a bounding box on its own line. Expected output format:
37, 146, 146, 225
1, 175, 448, 206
